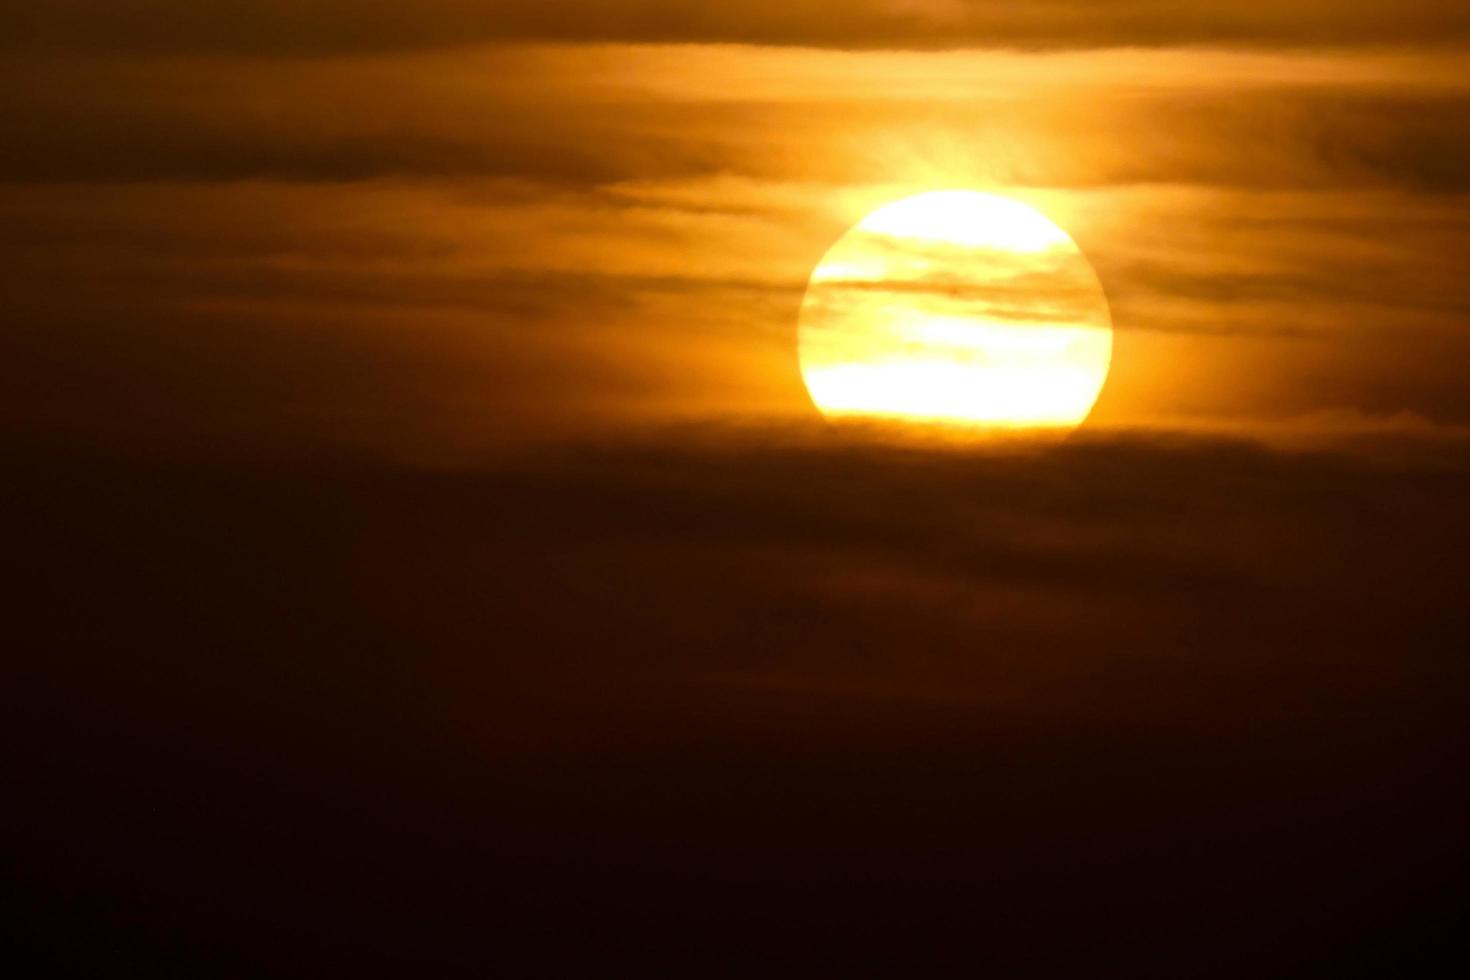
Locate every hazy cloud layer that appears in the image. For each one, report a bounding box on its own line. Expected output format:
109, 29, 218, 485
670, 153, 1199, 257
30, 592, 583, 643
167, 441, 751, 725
5, 49, 1469, 192
11, 1, 1470, 54
9, 10, 1470, 971
8, 173, 1470, 451
4, 35, 1470, 450
10, 433, 1470, 970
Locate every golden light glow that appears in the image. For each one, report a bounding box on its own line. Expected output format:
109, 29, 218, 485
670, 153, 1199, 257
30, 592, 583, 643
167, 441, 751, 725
798, 191, 1113, 431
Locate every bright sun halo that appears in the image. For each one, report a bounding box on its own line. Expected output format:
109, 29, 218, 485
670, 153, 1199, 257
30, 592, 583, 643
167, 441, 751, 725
798, 191, 1113, 431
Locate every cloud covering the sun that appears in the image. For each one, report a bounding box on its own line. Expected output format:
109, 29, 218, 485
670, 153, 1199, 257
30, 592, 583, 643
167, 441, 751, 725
3, 10, 1470, 455
7, 10, 1470, 969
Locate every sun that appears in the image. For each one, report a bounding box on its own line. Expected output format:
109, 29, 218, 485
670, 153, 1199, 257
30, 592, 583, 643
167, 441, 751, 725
798, 191, 1112, 431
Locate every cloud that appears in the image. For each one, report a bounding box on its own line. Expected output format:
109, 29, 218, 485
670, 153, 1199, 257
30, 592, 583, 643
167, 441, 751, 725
9, 1, 1470, 55
7, 11, 1470, 969
3, 42, 1469, 448
9, 427, 1470, 972
12, 422, 1470, 733
7, 169, 1470, 455
4, 47, 1468, 197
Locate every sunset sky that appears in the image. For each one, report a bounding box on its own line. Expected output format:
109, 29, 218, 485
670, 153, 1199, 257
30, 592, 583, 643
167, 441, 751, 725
8, 4, 1470, 974
6, 2, 1470, 452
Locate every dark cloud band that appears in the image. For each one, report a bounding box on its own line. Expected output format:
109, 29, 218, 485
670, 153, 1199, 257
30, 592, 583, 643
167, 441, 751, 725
11, 1, 1470, 55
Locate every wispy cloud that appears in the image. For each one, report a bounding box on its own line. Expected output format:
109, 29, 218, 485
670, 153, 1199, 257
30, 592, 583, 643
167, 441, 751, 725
11, 2, 1470, 54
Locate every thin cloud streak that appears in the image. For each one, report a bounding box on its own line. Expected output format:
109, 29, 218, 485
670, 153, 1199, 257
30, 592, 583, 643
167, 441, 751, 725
10, 2, 1470, 54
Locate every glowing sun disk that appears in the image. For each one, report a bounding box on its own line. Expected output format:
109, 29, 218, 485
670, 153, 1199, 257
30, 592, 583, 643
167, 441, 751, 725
798, 191, 1113, 431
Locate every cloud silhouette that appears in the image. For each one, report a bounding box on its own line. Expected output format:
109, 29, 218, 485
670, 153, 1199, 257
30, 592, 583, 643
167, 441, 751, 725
10, 430, 1470, 971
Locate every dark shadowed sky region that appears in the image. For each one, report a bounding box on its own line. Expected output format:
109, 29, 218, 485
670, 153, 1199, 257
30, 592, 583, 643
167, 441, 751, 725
5, 3, 1470, 974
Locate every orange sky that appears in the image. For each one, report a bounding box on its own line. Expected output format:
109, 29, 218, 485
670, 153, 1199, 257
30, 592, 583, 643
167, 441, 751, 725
11, 7, 1470, 973
3, 4, 1470, 455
